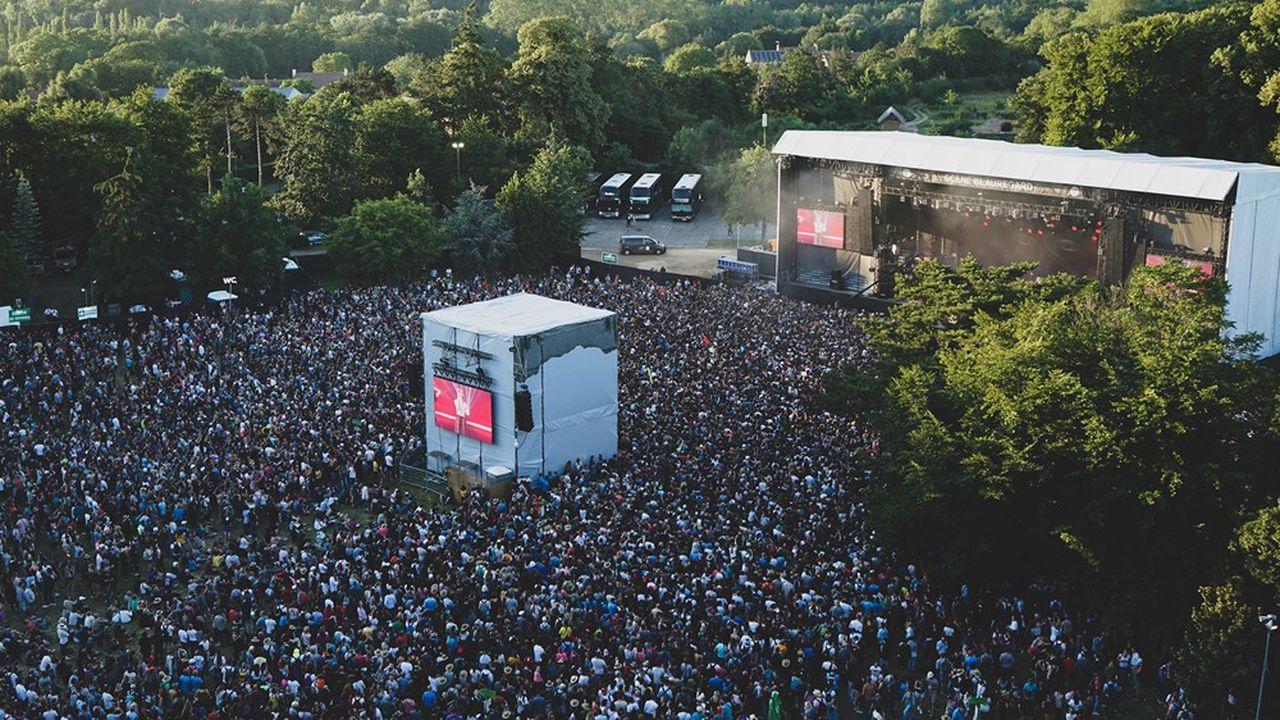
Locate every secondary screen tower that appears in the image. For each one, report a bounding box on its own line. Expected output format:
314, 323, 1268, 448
421, 293, 618, 478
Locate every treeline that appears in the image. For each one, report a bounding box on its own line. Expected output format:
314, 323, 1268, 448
1015, 0, 1280, 161
823, 259, 1280, 707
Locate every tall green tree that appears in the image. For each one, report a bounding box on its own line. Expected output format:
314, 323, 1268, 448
413, 2, 507, 123
508, 17, 609, 150
446, 183, 512, 274
824, 260, 1280, 636
168, 67, 237, 193
1014, 4, 1271, 160
236, 84, 286, 186
272, 91, 361, 226
192, 174, 287, 291
90, 151, 167, 299
751, 50, 830, 120
328, 197, 445, 284
9, 170, 41, 262
719, 145, 776, 240
0, 229, 28, 302
354, 98, 447, 202
495, 140, 591, 270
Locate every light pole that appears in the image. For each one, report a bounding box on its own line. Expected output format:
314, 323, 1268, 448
90, 279, 97, 305
1258, 614, 1277, 720
80, 287, 87, 306
761, 112, 768, 147
451, 141, 465, 180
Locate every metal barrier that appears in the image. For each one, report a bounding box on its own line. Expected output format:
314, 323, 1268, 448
397, 460, 450, 504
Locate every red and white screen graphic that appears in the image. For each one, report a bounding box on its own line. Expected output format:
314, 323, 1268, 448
433, 378, 494, 444
796, 208, 845, 248
1145, 253, 1215, 277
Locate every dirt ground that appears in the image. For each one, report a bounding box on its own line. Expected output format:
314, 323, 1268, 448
579, 245, 731, 279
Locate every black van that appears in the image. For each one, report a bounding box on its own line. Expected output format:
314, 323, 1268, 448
619, 235, 666, 255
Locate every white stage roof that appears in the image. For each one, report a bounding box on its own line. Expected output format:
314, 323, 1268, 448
423, 293, 613, 337
773, 131, 1280, 202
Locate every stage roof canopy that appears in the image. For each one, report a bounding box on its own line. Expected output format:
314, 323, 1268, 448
773, 130, 1280, 202
423, 293, 614, 337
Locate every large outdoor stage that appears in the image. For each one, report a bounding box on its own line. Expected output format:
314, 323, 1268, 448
772, 131, 1280, 356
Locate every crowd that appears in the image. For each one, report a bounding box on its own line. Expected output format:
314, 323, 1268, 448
0, 269, 1185, 719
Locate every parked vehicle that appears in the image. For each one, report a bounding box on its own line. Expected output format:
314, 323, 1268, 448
619, 235, 666, 255
299, 231, 326, 246
53, 245, 77, 271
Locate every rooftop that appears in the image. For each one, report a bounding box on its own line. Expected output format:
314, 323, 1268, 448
423, 293, 614, 337
772, 130, 1280, 202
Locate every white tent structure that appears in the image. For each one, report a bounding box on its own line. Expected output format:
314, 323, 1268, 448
422, 293, 618, 478
773, 131, 1280, 356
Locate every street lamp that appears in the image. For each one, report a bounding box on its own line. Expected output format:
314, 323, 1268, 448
451, 141, 465, 180
90, 280, 97, 305
80, 287, 87, 306
1258, 614, 1277, 720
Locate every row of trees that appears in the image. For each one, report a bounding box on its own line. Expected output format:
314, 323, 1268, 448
823, 259, 1280, 704
1015, 1, 1280, 163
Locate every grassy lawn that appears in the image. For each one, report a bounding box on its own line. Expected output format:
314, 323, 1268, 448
959, 90, 1013, 117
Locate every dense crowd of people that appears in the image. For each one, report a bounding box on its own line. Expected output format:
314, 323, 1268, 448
0, 269, 1183, 719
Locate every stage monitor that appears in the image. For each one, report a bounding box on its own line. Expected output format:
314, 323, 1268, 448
797, 208, 845, 248
432, 377, 494, 444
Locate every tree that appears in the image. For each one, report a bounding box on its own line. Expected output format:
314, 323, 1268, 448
324, 63, 396, 103
272, 91, 361, 226
115, 87, 202, 244
90, 150, 167, 300
0, 229, 28, 302
446, 183, 512, 274
168, 67, 237, 193
0, 67, 26, 101
920, 0, 960, 30
354, 98, 447, 202
751, 50, 830, 119
1235, 500, 1280, 604
236, 84, 286, 186
823, 260, 1280, 636
1014, 5, 1271, 160
414, 2, 507, 123
1176, 584, 1262, 704
312, 51, 352, 73
327, 197, 446, 284
664, 43, 717, 75
9, 171, 41, 263
637, 20, 689, 55
719, 145, 776, 240
508, 17, 610, 150
496, 141, 591, 270
191, 175, 287, 291
385, 53, 430, 89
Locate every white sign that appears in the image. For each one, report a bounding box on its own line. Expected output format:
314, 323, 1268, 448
222, 276, 238, 285
0, 306, 12, 328
761, 112, 768, 128
77, 305, 99, 321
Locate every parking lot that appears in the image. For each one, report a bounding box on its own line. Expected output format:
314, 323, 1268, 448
581, 203, 776, 279
582, 204, 737, 249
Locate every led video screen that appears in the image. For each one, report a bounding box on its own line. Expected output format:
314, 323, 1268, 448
432, 377, 494, 444
796, 208, 845, 248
